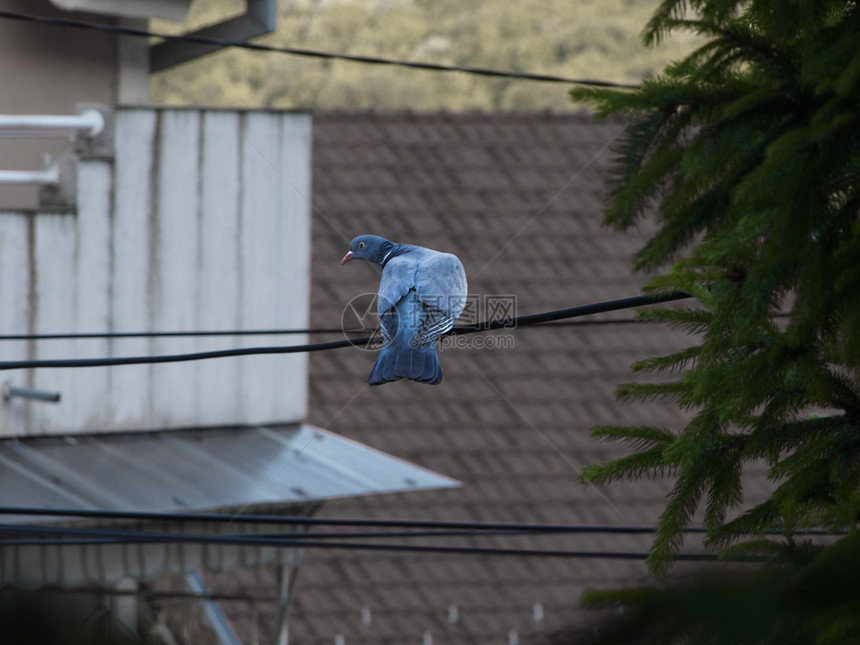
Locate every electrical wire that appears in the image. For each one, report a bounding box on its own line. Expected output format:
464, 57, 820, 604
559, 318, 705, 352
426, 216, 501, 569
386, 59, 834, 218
0, 524, 589, 542
0, 507, 837, 536
0, 507, 833, 562
0, 291, 692, 370
0, 328, 365, 341
451, 291, 690, 332
0, 301, 786, 341
0, 523, 766, 562
0, 317, 658, 342
0, 10, 641, 90
0, 337, 355, 370
7, 310, 792, 341
0, 505, 677, 530
0, 538, 744, 561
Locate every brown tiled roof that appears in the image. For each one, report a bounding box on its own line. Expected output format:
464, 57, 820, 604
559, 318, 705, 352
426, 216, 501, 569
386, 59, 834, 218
289, 111, 713, 645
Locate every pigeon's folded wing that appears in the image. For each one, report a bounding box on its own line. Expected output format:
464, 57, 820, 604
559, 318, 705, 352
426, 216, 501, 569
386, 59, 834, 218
377, 256, 416, 316
377, 255, 418, 343
414, 252, 468, 343
376, 249, 467, 345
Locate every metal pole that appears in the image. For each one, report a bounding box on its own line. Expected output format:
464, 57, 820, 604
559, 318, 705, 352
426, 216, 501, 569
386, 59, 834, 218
274, 552, 302, 645
0, 108, 104, 137
186, 570, 245, 645
275, 564, 290, 645
2, 383, 61, 403
0, 168, 59, 185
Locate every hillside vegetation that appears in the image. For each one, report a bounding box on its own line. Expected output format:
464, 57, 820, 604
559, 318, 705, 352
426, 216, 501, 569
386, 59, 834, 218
151, 0, 700, 110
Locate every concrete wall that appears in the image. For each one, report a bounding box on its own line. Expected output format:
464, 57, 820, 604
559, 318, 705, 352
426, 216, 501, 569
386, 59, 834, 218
0, 107, 312, 436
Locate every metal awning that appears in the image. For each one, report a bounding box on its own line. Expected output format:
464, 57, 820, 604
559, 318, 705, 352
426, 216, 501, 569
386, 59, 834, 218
0, 424, 459, 587
0, 424, 458, 515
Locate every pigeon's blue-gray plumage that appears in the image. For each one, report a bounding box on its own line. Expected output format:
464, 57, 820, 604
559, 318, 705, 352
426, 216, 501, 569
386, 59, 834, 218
341, 235, 467, 385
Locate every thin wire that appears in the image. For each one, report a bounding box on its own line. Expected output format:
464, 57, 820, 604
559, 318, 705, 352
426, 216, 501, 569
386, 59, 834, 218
0, 10, 641, 90
0, 506, 667, 531
453, 291, 691, 332
0, 328, 367, 341
476, 367, 630, 523
214, 528, 568, 539
8, 312, 784, 341
0, 507, 838, 535
530, 318, 641, 327
0, 525, 634, 541
477, 125, 627, 276
0, 505, 615, 528
0, 337, 357, 370
0, 291, 692, 370
0, 317, 657, 342
0, 538, 747, 561
0, 524, 765, 561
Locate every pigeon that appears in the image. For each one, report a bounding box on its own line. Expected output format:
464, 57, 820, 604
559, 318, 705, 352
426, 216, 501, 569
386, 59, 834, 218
341, 235, 467, 385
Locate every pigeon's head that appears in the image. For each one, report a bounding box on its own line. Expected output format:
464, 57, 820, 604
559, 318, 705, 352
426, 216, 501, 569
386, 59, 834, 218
341, 235, 393, 266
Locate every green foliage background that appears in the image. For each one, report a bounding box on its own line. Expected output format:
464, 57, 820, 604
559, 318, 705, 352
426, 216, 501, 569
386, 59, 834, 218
558, 0, 860, 641
571, 0, 860, 572
151, 0, 700, 110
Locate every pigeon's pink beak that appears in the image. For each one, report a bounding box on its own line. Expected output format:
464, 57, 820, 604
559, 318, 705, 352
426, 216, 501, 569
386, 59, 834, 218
340, 250, 355, 265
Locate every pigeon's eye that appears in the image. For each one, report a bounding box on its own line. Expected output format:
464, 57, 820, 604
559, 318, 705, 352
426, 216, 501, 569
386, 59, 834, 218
359, 242, 365, 248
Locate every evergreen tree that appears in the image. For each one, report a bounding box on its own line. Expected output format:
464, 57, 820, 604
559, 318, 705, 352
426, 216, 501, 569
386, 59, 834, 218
570, 0, 860, 578
562, 2, 860, 640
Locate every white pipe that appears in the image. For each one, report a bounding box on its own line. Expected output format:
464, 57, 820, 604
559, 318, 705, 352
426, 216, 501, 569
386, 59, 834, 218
0, 108, 104, 137
0, 168, 60, 185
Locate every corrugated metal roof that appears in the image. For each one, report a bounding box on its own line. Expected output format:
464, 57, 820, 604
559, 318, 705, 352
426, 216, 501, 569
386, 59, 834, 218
0, 424, 460, 588
0, 424, 460, 518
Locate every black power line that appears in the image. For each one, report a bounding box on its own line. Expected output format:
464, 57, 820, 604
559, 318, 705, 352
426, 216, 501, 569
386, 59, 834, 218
0, 538, 741, 562
451, 291, 690, 332
0, 317, 658, 342
0, 10, 641, 90
0, 291, 692, 370
0, 507, 837, 536
0, 337, 356, 371
0, 328, 361, 341
0, 505, 669, 530
0, 523, 767, 562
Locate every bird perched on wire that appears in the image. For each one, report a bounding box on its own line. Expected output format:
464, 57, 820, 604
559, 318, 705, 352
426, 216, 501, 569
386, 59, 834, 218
341, 235, 467, 385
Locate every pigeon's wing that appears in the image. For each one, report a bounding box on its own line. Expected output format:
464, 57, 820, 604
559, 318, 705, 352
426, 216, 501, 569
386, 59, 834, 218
378, 308, 395, 344
377, 255, 418, 343
413, 251, 468, 344
414, 302, 458, 344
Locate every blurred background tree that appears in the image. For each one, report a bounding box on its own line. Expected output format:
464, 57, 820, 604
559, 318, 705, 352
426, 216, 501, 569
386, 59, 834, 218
151, 0, 701, 110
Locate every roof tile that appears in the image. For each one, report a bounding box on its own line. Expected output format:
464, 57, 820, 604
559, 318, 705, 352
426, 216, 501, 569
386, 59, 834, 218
275, 111, 768, 645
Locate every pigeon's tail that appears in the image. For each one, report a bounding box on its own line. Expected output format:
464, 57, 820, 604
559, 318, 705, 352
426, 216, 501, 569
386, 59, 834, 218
368, 343, 442, 385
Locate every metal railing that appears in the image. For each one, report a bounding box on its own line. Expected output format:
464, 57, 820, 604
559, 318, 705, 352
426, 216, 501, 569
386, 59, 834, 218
0, 108, 104, 186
